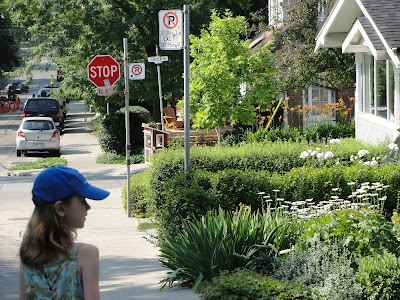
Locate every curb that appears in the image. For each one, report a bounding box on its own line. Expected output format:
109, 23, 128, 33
7, 169, 40, 177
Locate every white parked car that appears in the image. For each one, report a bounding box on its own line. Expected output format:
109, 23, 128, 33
16, 117, 61, 157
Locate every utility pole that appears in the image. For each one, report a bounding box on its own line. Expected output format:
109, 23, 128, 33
123, 38, 131, 217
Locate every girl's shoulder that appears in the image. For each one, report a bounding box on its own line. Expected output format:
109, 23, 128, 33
77, 243, 99, 264
77, 243, 99, 255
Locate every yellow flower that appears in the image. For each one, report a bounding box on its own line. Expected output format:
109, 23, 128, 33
245, 205, 250, 210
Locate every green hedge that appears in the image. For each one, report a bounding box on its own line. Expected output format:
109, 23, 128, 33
122, 170, 153, 218
150, 164, 400, 234
200, 270, 313, 300
98, 106, 153, 154
149, 139, 387, 218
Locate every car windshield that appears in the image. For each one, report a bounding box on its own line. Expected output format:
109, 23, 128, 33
26, 99, 58, 109
12, 83, 21, 87
23, 120, 54, 130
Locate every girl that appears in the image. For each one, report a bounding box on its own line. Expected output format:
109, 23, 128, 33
19, 166, 110, 299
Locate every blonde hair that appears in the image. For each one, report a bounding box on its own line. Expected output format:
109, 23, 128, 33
19, 195, 77, 268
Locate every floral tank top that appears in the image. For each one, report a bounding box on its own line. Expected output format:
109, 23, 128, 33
23, 242, 84, 300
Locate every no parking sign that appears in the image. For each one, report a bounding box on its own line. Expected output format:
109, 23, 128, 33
128, 63, 145, 80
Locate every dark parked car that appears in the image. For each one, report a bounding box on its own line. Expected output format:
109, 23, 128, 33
9, 82, 29, 94
37, 87, 68, 118
23, 98, 64, 128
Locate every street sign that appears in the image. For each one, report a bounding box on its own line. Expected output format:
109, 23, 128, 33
97, 86, 113, 96
159, 10, 183, 50
148, 56, 168, 64
128, 63, 145, 80
88, 55, 120, 87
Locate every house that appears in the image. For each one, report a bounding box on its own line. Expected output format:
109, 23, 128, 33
315, 0, 400, 144
251, 0, 354, 128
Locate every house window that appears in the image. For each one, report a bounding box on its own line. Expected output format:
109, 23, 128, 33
362, 54, 395, 121
156, 134, 164, 148
317, 0, 328, 23
305, 85, 335, 126
144, 133, 151, 147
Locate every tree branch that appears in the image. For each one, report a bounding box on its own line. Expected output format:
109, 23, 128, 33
109, 0, 134, 18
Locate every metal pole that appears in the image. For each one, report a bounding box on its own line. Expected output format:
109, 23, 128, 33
123, 38, 131, 217
183, 5, 190, 174
156, 46, 165, 129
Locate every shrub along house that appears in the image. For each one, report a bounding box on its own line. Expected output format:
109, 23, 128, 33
315, 0, 400, 144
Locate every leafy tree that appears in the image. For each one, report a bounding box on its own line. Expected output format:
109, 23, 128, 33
272, 0, 355, 93
5, 0, 267, 119
183, 10, 278, 142
0, 7, 19, 78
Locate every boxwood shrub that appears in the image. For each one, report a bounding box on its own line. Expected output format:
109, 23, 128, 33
99, 105, 153, 154
200, 270, 313, 300
149, 164, 400, 235
149, 139, 387, 218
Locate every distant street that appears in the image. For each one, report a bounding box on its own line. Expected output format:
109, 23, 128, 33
0, 53, 58, 174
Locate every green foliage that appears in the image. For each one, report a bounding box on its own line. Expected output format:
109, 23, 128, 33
98, 106, 153, 154
8, 157, 67, 170
200, 269, 313, 300
96, 151, 143, 164
356, 251, 400, 299
297, 208, 400, 256
272, 0, 355, 93
0, 9, 19, 75
150, 163, 400, 236
6, 0, 268, 115
229, 122, 355, 144
96, 151, 125, 164
274, 242, 362, 300
183, 10, 278, 131
159, 206, 296, 289
122, 170, 153, 218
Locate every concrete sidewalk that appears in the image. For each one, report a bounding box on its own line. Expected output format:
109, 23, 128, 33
1, 101, 199, 299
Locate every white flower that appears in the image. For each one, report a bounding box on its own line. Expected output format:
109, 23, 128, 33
358, 149, 369, 157
350, 155, 354, 161
389, 143, 399, 151
300, 151, 309, 159
311, 151, 318, 156
316, 153, 324, 160
316, 148, 320, 151
324, 151, 334, 159
329, 138, 341, 144
370, 160, 378, 166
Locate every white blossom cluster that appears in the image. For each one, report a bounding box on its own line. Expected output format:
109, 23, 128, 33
300, 148, 334, 160
350, 153, 379, 165
329, 138, 341, 144
264, 182, 388, 220
357, 149, 369, 157
388, 143, 399, 151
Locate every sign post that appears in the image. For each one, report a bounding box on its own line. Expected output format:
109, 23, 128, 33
148, 46, 168, 130
158, 7, 189, 173
183, 5, 190, 174
123, 38, 131, 218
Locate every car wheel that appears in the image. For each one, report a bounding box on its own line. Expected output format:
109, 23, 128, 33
52, 150, 61, 157
16, 150, 21, 157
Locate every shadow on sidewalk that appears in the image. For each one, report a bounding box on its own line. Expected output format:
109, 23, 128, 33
100, 256, 199, 299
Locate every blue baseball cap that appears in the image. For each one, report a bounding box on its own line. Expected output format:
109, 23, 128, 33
32, 166, 110, 206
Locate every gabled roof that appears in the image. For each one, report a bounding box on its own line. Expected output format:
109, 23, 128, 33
315, 0, 400, 67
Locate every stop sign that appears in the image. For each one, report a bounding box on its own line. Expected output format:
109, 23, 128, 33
88, 55, 120, 87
